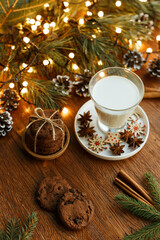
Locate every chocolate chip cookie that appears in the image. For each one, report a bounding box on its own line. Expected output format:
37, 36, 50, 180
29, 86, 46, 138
58, 188, 94, 230
37, 176, 71, 211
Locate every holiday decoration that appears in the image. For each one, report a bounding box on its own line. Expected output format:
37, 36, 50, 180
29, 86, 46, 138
78, 124, 96, 138
119, 129, 133, 143
127, 121, 145, 137
110, 142, 125, 155
78, 111, 93, 126
128, 113, 140, 122
0, 88, 20, 111
123, 50, 144, 70
52, 75, 73, 95
128, 137, 144, 148
0, 111, 13, 136
74, 70, 92, 97
104, 132, 121, 146
0, 212, 37, 240
115, 172, 160, 240
88, 134, 107, 153
133, 12, 154, 36
148, 57, 160, 77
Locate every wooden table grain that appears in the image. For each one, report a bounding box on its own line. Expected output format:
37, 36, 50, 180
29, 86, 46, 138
0, 69, 160, 239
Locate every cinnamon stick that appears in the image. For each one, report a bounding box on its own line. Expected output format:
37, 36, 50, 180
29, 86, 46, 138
118, 170, 153, 204
114, 178, 153, 207
144, 87, 160, 98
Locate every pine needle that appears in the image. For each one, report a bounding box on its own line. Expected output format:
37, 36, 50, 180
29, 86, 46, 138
5, 218, 20, 240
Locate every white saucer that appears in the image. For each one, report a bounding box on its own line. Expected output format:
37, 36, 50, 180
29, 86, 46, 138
74, 100, 149, 161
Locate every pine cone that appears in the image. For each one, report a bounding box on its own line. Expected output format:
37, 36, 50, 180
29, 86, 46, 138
0, 111, 13, 137
133, 13, 154, 35
148, 57, 160, 77
74, 69, 92, 97
0, 88, 20, 111
123, 50, 144, 70
52, 75, 73, 94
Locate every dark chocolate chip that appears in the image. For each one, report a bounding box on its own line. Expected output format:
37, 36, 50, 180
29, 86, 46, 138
73, 218, 82, 224
69, 189, 75, 193
58, 186, 61, 190
64, 200, 73, 205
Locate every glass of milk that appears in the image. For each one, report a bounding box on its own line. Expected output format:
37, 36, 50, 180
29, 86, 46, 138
89, 67, 144, 132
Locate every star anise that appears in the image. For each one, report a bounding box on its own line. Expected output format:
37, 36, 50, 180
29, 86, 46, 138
78, 124, 96, 138
110, 142, 125, 155
119, 129, 133, 143
78, 111, 93, 126
128, 137, 144, 148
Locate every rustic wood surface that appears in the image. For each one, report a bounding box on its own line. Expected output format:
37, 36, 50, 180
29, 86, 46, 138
0, 45, 160, 239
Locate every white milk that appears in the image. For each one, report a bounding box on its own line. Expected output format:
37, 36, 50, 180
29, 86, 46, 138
92, 76, 140, 130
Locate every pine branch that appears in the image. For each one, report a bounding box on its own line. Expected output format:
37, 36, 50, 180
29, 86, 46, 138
124, 222, 160, 240
5, 218, 20, 240
145, 172, 160, 211
19, 212, 38, 240
0, 229, 5, 240
115, 193, 160, 222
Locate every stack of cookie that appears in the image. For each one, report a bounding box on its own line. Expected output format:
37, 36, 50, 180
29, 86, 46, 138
37, 176, 94, 230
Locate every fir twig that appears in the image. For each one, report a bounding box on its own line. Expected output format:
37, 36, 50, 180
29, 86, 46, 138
5, 218, 20, 240
145, 172, 160, 211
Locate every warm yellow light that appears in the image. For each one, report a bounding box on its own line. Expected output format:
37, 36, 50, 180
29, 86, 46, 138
129, 39, 132, 47
79, 18, 84, 25
62, 107, 69, 115
98, 11, 104, 18
64, 8, 69, 12
43, 23, 50, 29
85, 1, 91, 7
99, 71, 105, 77
43, 28, 49, 34
50, 21, 56, 27
156, 35, 160, 41
21, 88, 28, 94
116, 27, 121, 33
35, 21, 41, 26
44, 3, 49, 7
4, 67, 8, 71
9, 83, 15, 89
25, 108, 30, 113
36, 15, 42, 21
136, 40, 142, 47
30, 19, 35, 25
146, 48, 152, 53
64, 17, 69, 23
72, 64, 79, 70
22, 63, 27, 68
69, 52, 75, 59
26, 18, 30, 24
115, 0, 121, 7
23, 37, 30, 43
139, 0, 147, 2
31, 25, 37, 31
98, 60, 103, 65
11, 45, 15, 50
87, 11, 92, 16
64, 1, 69, 7
22, 81, 28, 87
49, 58, 53, 64
92, 34, 96, 38
43, 60, 49, 65
28, 67, 33, 73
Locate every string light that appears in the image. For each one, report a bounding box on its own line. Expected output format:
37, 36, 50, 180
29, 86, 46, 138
43, 60, 49, 65
98, 11, 104, 18
156, 35, 160, 41
43, 23, 50, 29
25, 108, 30, 113
11, 45, 15, 50
115, 0, 121, 7
36, 15, 42, 21
30, 19, 35, 25
28, 67, 33, 73
21, 88, 28, 94
99, 71, 105, 77
26, 18, 30, 24
85, 1, 91, 7
50, 22, 56, 27
63, 1, 69, 7
136, 40, 142, 48
22, 81, 28, 87
44, 3, 49, 7
9, 83, 15, 88
43, 28, 49, 34
146, 48, 152, 53
64, 17, 69, 23
129, 39, 132, 48
62, 107, 69, 115
69, 52, 75, 59
98, 60, 103, 65
49, 58, 53, 64
92, 34, 96, 38
79, 19, 84, 25
139, 0, 147, 2
4, 67, 8, 71
35, 21, 41, 26
72, 64, 79, 70
116, 27, 121, 33
87, 11, 92, 16
64, 8, 69, 12
22, 63, 27, 68
23, 37, 30, 43
31, 25, 37, 31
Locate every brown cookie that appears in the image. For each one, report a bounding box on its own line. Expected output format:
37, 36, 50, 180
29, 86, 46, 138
58, 188, 94, 230
37, 176, 71, 211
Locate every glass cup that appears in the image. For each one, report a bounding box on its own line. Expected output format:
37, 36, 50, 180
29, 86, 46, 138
89, 67, 144, 132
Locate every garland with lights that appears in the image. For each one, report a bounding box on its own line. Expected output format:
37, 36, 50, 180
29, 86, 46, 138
0, 0, 160, 111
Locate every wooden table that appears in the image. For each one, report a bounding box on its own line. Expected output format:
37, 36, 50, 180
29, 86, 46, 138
0, 69, 160, 239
